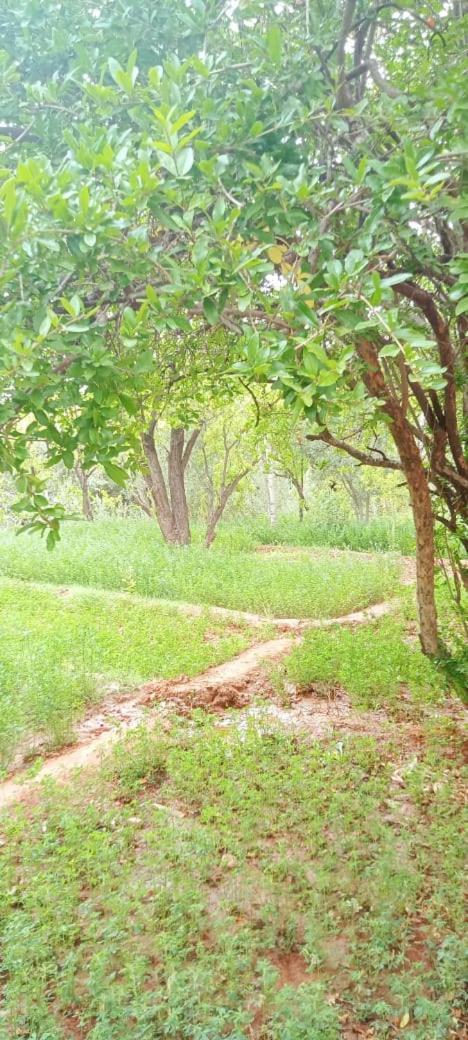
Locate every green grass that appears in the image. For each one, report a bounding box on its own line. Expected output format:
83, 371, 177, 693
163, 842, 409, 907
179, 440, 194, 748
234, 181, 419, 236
285, 613, 446, 713
0, 520, 400, 618
217, 515, 416, 554
0, 578, 253, 770
0, 716, 465, 1039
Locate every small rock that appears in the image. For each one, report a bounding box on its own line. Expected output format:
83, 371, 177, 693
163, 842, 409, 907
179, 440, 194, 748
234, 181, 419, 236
220, 853, 237, 869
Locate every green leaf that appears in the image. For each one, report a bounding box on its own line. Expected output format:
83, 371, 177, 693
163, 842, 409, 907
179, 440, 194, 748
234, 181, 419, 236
146, 284, 158, 305
172, 110, 196, 133
326, 259, 343, 279
1, 178, 16, 227
344, 249, 364, 275
119, 393, 138, 415
455, 296, 468, 316
202, 297, 219, 324
79, 186, 89, 216
317, 368, 339, 387
46, 529, 59, 550
134, 350, 154, 375
103, 461, 127, 486
39, 314, 52, 337
158, 152, 178, 176
381, 273, 411, 287
379, 344, 400, 358
108, 57, 123, 85
176, 147, 194, 176
266, 25, 282, 63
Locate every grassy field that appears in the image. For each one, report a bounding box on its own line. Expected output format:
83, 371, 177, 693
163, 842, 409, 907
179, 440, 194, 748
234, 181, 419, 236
0, 714, 465, 1040
0, 523, 465, 1039
0, 578, 253, 771
0, 520, 400, 618
218, 515, 416, 555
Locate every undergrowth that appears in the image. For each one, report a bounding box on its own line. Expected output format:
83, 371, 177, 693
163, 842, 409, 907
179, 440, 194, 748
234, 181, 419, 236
285, 613, 446, 713
0, 578, 252, 770
0, 717, 465, 1039
219, 515, 416, 555
0, 520, 400, 618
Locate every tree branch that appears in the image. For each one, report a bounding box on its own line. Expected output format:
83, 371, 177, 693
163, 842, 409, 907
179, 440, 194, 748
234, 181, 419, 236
182, 428, 201, 470
306, 429, 402, 469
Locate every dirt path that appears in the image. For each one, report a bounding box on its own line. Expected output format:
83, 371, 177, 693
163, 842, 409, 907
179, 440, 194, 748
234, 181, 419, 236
0, 636, 295, 811
0, 600, 394, 812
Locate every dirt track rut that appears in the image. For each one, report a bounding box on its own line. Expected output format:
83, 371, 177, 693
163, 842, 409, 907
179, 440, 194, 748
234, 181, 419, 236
0, 600, 394, 811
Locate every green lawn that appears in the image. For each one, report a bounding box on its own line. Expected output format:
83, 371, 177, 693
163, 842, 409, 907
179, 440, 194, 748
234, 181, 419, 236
0, 520, 400, 618
0, 715, 465, 1039
0, 578, 253, 771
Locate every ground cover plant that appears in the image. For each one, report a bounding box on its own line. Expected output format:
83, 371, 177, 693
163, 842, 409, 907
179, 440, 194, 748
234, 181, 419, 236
285, 614, 445, 714
0, 521, 399, 619
0, 578, 253, 771
243, 515, 416, 557
0, 711, 465, 1040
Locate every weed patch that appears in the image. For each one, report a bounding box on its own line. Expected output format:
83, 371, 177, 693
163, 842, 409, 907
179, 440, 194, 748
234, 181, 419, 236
285, 615, 447, 712
0, 520, 399, 618
0, 578, 252, 770
0, 718, 465, 1039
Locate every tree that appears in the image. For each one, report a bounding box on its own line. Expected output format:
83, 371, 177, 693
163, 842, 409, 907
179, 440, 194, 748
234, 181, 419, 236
1, 0, 467, 652
265, 411, 311, 521
199, 398, 264, 546
117, 328, 240, 545
128, 394, 265, 546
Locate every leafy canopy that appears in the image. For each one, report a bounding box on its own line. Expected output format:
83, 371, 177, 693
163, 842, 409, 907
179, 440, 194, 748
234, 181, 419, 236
0, 0, 466, 542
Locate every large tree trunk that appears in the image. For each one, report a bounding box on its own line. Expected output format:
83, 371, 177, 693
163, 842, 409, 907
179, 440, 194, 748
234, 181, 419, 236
407, 467, 439, 656
141, 422, 200, 546
168, 428, 191, 545
142, 428, 181, 543
358, 341, 439, 656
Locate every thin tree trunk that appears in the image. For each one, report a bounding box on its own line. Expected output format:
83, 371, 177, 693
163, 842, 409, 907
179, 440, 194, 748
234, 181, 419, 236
291, 475, 307, 522
341, 475, 364, 522
266, 472, 277, 525
141, 426, 180, 544
204, 469, 250, 548
75, 463, 93, 520
141, 423, 200, 546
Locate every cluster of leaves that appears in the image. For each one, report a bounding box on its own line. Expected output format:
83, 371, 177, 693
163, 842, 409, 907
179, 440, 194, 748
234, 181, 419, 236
0, 0, 466, 548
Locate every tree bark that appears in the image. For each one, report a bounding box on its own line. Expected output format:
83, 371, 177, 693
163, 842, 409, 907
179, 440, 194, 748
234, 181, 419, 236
141, 423, 200, 546
290, 475, 307, 521
204, 469, 250, 548
266, 472, 277, 525
75, 463, 93, 521
168, 428, 191, 544
142, 424, 182, 544
358, 340, 439, 655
